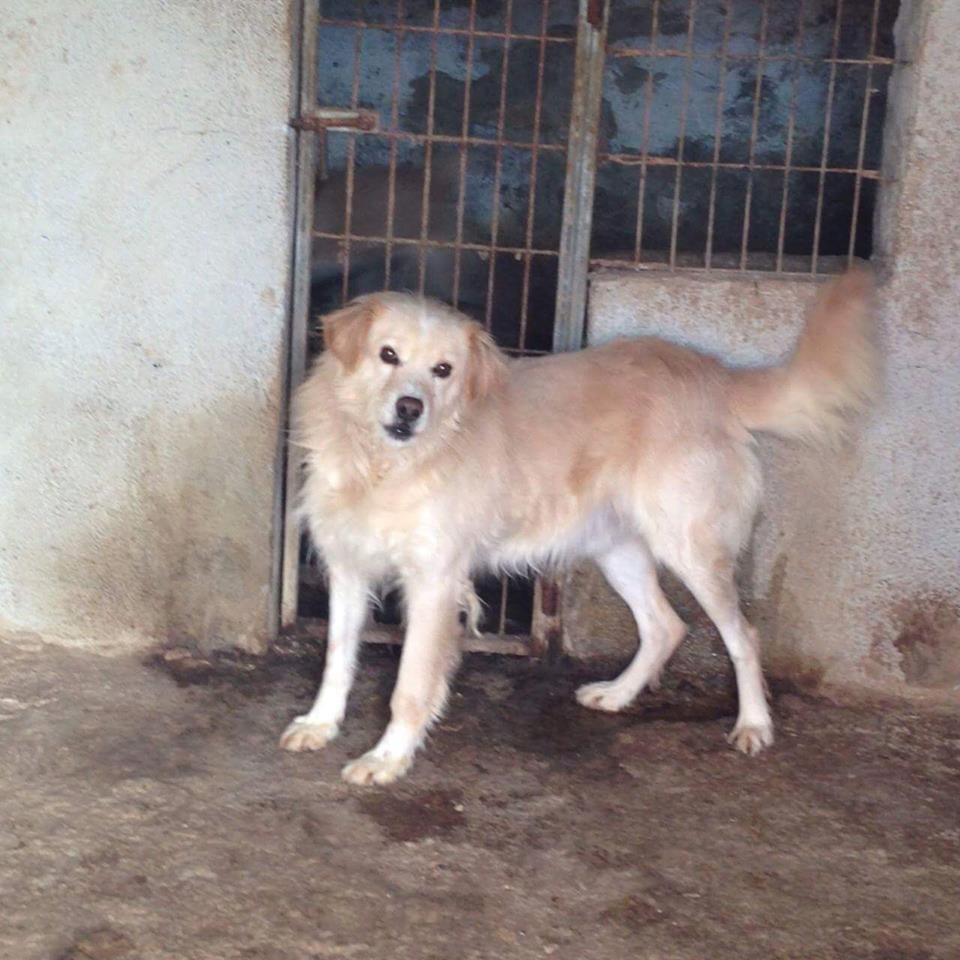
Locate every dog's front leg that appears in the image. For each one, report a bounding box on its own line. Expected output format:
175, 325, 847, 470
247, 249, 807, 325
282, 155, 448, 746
342, 577, 461, 785
279, 565, 370, 752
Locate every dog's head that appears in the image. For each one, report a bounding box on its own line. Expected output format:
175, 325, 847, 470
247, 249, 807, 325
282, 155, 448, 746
321, 293, 506, 448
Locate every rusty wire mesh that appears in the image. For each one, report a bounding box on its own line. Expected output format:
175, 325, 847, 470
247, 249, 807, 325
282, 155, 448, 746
590, 0, 897, 274
310, 0, 578, 351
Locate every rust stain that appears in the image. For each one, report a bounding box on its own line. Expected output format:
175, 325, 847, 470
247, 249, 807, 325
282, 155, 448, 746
540, 580, 560, 619
890, 593, 960, 687
259, 285, 278, 308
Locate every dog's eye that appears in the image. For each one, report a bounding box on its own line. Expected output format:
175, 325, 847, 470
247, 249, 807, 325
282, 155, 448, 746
432, 362, 452, 379
380, 346, 400, 365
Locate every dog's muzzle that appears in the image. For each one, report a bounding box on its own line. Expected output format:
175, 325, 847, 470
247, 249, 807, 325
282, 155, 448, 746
384, 394, 424, 442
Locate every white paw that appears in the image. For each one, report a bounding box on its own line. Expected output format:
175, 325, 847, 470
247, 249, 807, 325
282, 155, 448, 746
341, 750, 412, 786
278, 716, 339, 752
727, 719, 774, 756
576, 680, 637, 713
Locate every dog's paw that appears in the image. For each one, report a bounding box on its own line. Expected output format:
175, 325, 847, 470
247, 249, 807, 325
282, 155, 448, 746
727, 719, 774, 756
341, 751, 412, 786
278, 717, 339, 752
576, 680, 636, 713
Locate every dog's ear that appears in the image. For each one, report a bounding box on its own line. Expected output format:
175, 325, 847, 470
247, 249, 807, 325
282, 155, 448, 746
322, 298, 375, 372
465, 324, 506, 403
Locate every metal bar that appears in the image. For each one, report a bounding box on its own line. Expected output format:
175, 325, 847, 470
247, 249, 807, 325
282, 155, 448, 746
517, 0, 551, 351
589, 252, 850, 275
316, 17, 576, 45
317, 128, 329, 182
321, 128, 566, 152
530, 577, 562, 658
313, 231, 561, 258
294, 619, 534, 657
553, 0, 609, 353
279, 0, 320, 631
597, 154, 885, 177
383, 0, 405, 288
668, 0, 698, 269
339, 27, 364, 303
417, 0, 442, 293
704, 0, 733, 270
739, 0, 769, 270
610, 49, 897, 66
451, 0, 478, 308
483, 0, 514, 331
776, 1, 807, 272
811, 0, 845, 275
497, 577, 509, 635
633, 0, 660, 262
847, 0, 882, 263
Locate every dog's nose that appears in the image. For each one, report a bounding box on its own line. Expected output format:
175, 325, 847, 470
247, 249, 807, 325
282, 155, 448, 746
395, 396, 423, 422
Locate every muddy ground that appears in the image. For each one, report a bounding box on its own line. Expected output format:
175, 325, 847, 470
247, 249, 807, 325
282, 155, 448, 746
1, 635, 957, 960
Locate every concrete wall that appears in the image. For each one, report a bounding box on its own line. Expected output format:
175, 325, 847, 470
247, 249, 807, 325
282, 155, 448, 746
578, 0, 960, 696
0, 1, 296, 651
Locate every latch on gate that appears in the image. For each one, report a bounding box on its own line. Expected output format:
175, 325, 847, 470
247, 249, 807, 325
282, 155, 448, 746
290, 108, 379, 133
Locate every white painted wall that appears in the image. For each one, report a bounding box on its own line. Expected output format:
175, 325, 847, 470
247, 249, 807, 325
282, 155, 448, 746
583, 0, 960, 694
0, 1, 295, 651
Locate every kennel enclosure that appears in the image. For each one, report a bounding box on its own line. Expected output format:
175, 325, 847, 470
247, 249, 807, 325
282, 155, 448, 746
281, 0, 898, 654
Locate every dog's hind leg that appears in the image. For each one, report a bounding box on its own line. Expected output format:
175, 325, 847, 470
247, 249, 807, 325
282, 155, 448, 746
668, 539, 773, 755
577, 539, 687, 713
342, 577, 461, 785
279, 565, 370, 753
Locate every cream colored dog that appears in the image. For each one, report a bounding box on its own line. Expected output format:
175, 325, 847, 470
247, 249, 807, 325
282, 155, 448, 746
280, 271, 877, 785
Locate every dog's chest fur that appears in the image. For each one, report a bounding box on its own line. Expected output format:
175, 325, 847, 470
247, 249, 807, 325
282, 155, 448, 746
299, 439, 474, 575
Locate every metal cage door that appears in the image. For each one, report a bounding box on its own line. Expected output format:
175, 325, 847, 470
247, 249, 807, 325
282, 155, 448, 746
279, 0, 609, 655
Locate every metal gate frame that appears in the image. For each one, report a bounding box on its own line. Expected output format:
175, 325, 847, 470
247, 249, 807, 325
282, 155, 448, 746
278, 0, 318, 635
275, 0, 609, 655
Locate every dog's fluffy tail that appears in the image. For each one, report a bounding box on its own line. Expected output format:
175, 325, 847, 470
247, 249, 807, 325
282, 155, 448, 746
727, 267, 879, 445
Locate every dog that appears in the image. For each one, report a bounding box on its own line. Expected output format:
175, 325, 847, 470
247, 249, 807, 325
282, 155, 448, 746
280, 270, 878, 784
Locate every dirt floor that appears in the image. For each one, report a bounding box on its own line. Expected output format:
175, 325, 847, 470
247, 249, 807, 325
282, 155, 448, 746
1, 634, 958, 960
